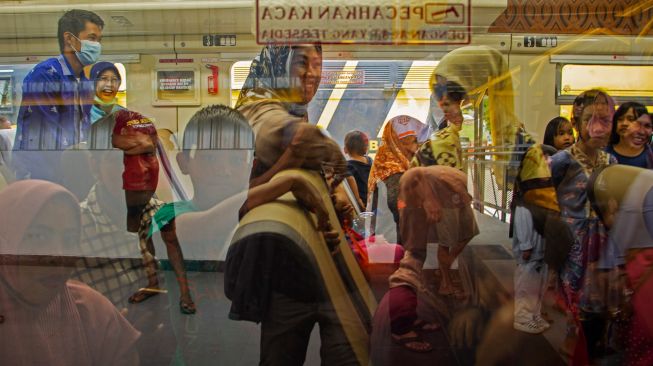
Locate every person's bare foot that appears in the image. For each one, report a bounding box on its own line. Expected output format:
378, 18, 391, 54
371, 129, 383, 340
128, 287, 162, 303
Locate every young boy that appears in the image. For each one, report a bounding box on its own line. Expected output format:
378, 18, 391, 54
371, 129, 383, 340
344, 130, 372, 208
148, 104, 252, 250
112, 109, 160, 233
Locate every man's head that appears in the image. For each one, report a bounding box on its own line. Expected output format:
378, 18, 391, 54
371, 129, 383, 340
344, 130, 369, 157
178, 105, 253, 202
58, 9, 104, 60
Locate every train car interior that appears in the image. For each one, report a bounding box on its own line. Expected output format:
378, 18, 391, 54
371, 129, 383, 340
0, 1, 652, 365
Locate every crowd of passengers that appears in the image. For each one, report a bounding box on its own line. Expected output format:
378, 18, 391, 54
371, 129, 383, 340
0, 8, 652, 366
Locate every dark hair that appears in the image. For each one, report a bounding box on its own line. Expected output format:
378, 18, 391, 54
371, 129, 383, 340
182, 105, 253, 155
573, 89, 610, 126
58, 9, 104, 53
610, 101, 649, 145
543, 116, 571, 147
344, 130, 369, 156
434, 81, 466, 103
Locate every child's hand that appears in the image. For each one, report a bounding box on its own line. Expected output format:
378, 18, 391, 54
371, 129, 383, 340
521, 249, 532, 261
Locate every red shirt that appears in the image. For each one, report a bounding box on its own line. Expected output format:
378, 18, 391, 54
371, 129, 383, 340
112, 110, 159, 191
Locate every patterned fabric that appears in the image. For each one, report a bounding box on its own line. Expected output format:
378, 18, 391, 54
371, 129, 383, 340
367, 116, 424, 199
412, 123, 463, 171
551, 144, 616, 314
489, 0, 653, 36
73, 184, 163, 307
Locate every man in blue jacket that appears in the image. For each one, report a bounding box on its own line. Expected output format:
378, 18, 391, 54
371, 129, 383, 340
13, 9, 104, 181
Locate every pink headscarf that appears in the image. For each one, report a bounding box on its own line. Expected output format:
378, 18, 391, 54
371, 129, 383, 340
0, 180, 80, 254
0, 180, 92, 365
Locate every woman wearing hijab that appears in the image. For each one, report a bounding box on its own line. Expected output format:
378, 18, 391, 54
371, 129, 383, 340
589, 165, 653, 366
235, 44, 347, 189
0, 180, 140, 365
88, 62, 124, 124
550, 89, 618, 362
386, 165, 478, 352
228, 45, 375, 365
367, 115, 424, 244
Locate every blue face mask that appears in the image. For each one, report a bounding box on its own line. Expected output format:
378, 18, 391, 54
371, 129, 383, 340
70, 34, 101, 66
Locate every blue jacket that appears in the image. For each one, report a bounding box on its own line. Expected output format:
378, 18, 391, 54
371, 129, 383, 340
13, 55, 93, 181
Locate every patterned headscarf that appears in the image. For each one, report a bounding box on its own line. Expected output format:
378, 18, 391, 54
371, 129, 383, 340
368, 115, 424, 197
235, 44, 322, 116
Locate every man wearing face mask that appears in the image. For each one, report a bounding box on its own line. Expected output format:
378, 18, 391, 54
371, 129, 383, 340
13, 9, 104, 182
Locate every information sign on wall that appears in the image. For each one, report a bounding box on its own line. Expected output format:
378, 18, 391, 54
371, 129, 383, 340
256, 0, 471, 45
152, 69, 200, 106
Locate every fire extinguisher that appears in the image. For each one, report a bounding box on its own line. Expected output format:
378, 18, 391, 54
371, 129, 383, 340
205, 64, 219, 94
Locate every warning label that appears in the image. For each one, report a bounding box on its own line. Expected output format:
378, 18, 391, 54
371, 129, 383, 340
256, 0, 471, 45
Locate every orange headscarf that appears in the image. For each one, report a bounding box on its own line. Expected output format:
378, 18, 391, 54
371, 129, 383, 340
367, 115, 424, 199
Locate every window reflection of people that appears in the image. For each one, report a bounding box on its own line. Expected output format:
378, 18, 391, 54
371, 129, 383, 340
149, 104, 253, 288
543, 116, 575, 151
550, 90, 618, 361
344, 130, 372, 208
606, 102, 653, 169
589, 165, 653, 366
228, 44, 373, 366
13, 9, 104, 181
86, 107, 196, 314
367, 115, 424, 244
412, 81, 466, 170
89, 62, 124, 125
235, 44, 347, 189
0, 180, 140, 365
387, 166, 478, 352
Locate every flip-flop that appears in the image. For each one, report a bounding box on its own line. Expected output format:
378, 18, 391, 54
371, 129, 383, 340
128, 287, 164, 304
391, 333, 433, 353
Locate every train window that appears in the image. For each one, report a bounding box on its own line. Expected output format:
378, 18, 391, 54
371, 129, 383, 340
557, 64, 653, 118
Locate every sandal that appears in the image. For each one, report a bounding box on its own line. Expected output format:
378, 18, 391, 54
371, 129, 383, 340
413, 319, 441, 333
128, 287, 165, 304
391, 332, 433, 353
180, 300, 196, 315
